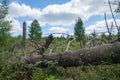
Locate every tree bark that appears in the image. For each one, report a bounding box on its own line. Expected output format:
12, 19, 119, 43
24, 42, 120, 68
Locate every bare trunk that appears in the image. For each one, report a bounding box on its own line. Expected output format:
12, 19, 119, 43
23, 21, 26, 51
104, 12, 112, 40
24, 42, 120, 68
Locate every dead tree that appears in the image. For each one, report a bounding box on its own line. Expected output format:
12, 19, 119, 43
29, 34, 54, 55
44, 34, 54, 49
104, 12, 112, 40
24, 41, 120, 68
23, 21, 27, 58
66, 37, 75, 51
108, 0, 120, 38
39, 34, 54, 55
23, 21, 26, 50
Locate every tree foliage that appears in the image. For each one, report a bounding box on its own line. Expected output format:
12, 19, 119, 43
74, 17, 85, 41
0, 0, 12, 47
29, 19, 42, 42
0, 0, 8, 19
74, 17, 85, 48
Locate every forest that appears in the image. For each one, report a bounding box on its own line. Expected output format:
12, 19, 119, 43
0, 0, 120, 80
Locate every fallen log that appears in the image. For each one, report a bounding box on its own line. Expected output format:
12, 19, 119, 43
24, 42, 120, 68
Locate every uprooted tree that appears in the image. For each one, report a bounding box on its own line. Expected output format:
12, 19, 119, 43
19, 15, 120, 68
23, 38, 120, 68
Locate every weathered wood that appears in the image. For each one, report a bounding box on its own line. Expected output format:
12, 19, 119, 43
23, 21, 27, 51
30, 34, 54, 55
24, 42, 120, 68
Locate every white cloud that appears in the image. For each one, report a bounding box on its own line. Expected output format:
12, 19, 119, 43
8, 2, 41, 18
11, 19, 21, 31
49, 27, 69, 37
6, 0, 119, 36
5, 15, 22, 35
8, 0, 117, 26
40, 0, 112, 26
85, 19, 120, 35
49, 27, 69, 33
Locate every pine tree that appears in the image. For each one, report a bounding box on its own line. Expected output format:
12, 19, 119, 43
29, 19, 42, 42
74, 17, 85, 48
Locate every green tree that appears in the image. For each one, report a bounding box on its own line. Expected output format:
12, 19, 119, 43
0, 0, 12, 47
74, 17, 85, 48
29, 19, 42, 42
0, 0, 8, 19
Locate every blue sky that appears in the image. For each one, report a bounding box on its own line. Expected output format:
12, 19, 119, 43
1, 0, 120, 37
19, 0, 70, 9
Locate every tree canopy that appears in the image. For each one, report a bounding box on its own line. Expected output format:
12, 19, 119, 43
74, 17, 85, 41
0, 0, 12, 47
29, 19, 42, 42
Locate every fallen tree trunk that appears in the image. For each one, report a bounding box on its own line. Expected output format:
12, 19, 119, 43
24, 42, 120, 68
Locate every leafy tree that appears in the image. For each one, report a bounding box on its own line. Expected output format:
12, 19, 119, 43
29, 19, 42, 42
0, 0, 12, 47
0, 0, 8, 19
74, 17, 85, 48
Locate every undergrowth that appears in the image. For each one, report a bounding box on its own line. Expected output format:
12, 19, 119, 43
0, 60, 120, 80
